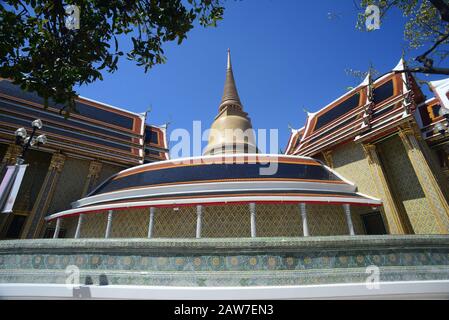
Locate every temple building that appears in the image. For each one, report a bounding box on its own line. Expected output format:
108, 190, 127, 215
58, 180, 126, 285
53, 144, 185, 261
285, 60, 449, 235
45, 50, 382, 239
0, 79, 169, 239
0, 52, 448, 299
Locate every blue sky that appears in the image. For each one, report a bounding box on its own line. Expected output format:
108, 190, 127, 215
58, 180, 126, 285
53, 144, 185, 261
76, 0, 445, 156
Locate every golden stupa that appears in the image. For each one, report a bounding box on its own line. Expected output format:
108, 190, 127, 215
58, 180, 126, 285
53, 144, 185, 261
203, 49, 258, 155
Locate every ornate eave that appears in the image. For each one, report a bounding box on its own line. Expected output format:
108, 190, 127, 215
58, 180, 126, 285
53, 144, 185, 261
287, 59, 423, 157
0, 79, 152, 166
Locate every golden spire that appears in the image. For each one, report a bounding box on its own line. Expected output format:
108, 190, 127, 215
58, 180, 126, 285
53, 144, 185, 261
204, 49, 257, 156
219, 49, 243, 112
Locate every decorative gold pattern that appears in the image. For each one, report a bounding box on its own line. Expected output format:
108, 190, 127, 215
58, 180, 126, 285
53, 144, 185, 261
80, 161, 103, 197
111, 208, 149, 238
47, 157, 90, 215
80, 212, 106, 238
87, 161, 102, 178
48, 153, 66, 172
307, 204, 365, 236
362, 143, 410, 234
61, 217, 77, 238
63, 204, 367, 238
331, 143, 379, 198
418, 142, 449, 204
398, 127, 449, 233
21, 152, 66, 238
322, 150, 334, 168
1, 144, 21, 165
380, 135, 441, 234
203, 204, 251, 238
257, 204, 302, 237
153, 207, 196, 238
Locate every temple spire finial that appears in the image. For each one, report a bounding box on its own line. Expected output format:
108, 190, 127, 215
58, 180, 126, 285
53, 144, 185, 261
204, 49, 257, 156
220, 48, 242, 111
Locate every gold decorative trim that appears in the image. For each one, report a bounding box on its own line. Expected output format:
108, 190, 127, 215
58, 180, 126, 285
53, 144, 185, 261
398, 126, 449, 233
399, 122, 422, 142
21, 152, 66, 238
362, 142, 410, 234
1, 144, 21, 165
80, 160, 103, 197
49, 153, 66, 172
87, 161, 103, 179
322, 150, 334, 168
362, 144, 376, 165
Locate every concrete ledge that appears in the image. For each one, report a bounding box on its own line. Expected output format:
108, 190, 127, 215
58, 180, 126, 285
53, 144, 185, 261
1, 280, 449, 300
1, 266, 448, 287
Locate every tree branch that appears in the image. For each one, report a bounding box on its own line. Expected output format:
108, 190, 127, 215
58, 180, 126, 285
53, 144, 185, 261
429, 0, 449, 23
417, 31, 449, 61
17, 0, 30, 15
395, 66, 449, 75
412, 1, 449, 73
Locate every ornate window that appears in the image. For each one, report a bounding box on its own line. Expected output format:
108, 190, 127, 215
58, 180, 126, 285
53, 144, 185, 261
373, 80, 394, 105
314, 93, 361, 131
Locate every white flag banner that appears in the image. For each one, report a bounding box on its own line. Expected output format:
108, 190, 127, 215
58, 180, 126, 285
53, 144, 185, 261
1, 165, 28, 213
0, 166, 15, 195
0, 166, 16, 212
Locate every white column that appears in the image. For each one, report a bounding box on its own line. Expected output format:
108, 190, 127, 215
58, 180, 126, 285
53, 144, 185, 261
105, 210, 113, 239
250, 203, 257, 238
196, 205, 203, 239
74, 214, 84, 239
300, 203, 309, 237
53, 218, 61, 239
343, 204, 355, 236
147, 207, 155, 238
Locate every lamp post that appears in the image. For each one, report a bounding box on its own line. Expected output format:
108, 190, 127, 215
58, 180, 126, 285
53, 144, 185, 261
0, 119, 47, 212
435, 108, 449, 136
14, 119, 47, 164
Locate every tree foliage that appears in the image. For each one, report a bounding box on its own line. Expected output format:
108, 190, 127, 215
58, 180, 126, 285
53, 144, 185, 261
357, 0, 449, 75
0, 0, 224, 115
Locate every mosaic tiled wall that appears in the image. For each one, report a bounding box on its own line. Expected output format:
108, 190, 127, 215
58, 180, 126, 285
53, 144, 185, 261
308, 204, 365, 236
379, 136, 440, 234
43, 161, 125, 238
419, 140, 449, 204
332, 143, 380, 198
153, 207, 197, 238
203, 204, 252, 238
80, 212, 107, 238
47, 157, 90, 215
330, 143, 382, 233
1, 236, 448, 287
61, 216, 78, 238
257, 204, 302, 237
61, 204, 366, 239
111, 208, 150, 238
